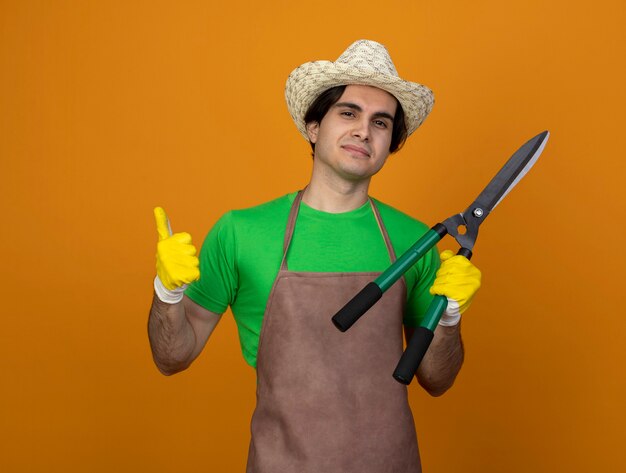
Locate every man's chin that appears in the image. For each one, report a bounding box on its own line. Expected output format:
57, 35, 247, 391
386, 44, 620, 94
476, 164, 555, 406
338, 166, 380, 182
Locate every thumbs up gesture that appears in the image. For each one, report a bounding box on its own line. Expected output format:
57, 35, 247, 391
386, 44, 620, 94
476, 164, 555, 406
153, 207, 200, 303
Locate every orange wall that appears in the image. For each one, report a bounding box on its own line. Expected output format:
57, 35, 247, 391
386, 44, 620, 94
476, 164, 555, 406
1, 1, 624, 471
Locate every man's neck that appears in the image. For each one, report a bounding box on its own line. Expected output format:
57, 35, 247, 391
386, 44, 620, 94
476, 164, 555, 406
302, 176, 371, 213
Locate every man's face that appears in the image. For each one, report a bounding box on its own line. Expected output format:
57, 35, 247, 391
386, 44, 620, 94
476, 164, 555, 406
306, 85, 397, 183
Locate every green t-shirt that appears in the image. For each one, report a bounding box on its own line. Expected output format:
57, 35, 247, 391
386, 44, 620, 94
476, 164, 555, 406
186, 192, 440, 368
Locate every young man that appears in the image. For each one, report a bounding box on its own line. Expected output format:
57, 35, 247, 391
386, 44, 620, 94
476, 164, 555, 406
149, 40, 481, 473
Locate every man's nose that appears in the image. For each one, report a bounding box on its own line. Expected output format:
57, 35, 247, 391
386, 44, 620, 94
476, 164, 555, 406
351, 118, 369, 141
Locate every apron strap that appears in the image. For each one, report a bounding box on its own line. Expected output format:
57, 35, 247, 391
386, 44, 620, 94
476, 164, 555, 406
281, 190, 397, 271
369, 197, 398, 263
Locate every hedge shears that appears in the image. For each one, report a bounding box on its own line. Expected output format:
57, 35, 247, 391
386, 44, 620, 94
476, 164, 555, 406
332, 131, 550, 384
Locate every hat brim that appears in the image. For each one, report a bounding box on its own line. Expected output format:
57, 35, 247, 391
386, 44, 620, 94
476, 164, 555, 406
285, 60, 435, 141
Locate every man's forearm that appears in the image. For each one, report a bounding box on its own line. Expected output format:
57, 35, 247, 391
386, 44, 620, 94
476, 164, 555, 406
415, 323, 464, 396
148, 292, 197, 375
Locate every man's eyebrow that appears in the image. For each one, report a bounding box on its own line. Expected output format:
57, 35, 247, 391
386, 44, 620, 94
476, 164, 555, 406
333, 102, 394, 122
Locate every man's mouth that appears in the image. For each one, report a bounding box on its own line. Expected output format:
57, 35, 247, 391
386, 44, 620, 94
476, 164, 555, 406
342, 144, 370, 157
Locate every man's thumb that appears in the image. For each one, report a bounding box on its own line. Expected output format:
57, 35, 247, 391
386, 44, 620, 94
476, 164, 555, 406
440, 249, 455, 262
154, 207, 173, 241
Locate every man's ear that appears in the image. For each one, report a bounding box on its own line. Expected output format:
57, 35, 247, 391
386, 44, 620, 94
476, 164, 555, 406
306, 121, 319, 144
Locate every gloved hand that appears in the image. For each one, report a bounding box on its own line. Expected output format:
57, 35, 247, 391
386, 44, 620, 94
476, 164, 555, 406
154, 207, 200, 304
429, 250, 482, 326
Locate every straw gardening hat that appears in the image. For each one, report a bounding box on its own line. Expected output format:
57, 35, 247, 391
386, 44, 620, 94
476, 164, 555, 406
285, 39, 434, 141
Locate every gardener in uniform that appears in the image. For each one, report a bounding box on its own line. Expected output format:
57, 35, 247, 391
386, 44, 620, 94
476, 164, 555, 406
148, 40, 481, 473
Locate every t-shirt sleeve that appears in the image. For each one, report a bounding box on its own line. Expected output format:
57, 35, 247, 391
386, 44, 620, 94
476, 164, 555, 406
185, 212, 238, 314
402, 246, 440, 327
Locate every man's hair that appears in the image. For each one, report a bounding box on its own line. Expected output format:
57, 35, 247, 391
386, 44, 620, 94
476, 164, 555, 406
303, 85, 408, 155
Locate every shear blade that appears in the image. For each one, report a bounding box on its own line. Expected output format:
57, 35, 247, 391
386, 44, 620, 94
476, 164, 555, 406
474, 131, 549, 215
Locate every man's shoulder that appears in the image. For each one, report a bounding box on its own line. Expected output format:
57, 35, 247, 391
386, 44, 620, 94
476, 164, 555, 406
371, 198, 438, 274
216, 192, 297, 234
228, 192, 296, 223
371, 198, 430, 232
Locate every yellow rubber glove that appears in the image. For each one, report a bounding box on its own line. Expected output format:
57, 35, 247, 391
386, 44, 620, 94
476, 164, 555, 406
154, 207, 200, 303
429, 250, 482, 326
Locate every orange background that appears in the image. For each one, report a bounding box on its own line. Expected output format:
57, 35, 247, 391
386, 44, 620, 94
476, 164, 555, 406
1, 1, 625, 471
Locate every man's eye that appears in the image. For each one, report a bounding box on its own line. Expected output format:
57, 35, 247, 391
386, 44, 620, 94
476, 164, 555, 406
374, 120, 388, 128
341, 111, 355, 117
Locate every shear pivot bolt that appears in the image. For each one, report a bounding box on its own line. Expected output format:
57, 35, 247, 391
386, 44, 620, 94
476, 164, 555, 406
473, 208, 484, 218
